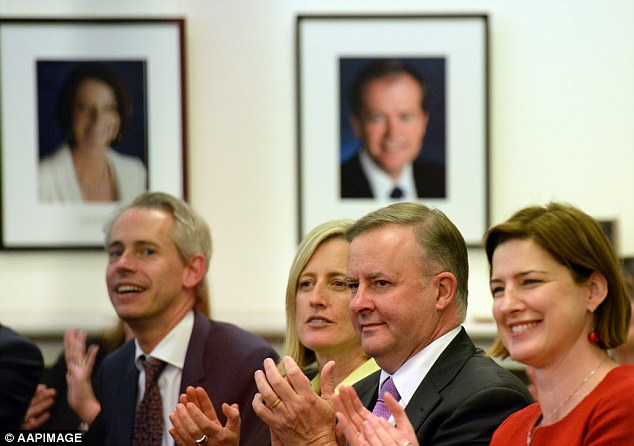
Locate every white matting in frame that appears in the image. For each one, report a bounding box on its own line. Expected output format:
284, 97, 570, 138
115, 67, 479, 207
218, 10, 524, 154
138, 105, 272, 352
297, 15, 489, 246
0, 19, 185, 249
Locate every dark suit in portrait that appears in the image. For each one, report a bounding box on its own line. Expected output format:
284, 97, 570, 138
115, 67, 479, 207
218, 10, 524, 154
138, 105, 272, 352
85, 311, 279, 446
353, 328, 532, 445
0, 324, 44, 429
340, 152, 446, 199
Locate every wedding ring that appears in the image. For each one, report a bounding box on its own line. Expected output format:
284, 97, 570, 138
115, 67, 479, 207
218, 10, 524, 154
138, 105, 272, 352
271, 398, 282, 409
194, 434, 208, 445
73, 358, 86, 367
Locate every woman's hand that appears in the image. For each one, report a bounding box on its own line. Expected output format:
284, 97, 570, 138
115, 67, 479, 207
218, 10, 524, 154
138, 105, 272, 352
64, 328, 101, 425
252, 356, 339, 446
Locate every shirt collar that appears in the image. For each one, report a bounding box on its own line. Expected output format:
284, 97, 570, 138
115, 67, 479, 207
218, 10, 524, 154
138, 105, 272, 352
378, 326, 462, 405
359, 149, 416, 199
134, 310, 194, 371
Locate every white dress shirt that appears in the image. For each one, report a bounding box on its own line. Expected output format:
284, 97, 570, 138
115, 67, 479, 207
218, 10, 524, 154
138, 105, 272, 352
376, 326, 462, 423
134, 310, 194, 446
359, 149, 417, 200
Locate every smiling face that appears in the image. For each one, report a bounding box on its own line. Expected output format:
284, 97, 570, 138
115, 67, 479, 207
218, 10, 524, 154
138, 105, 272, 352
106, 208, 197, 329
295, 238, 360, 359
490, 238, 598, 367
347, 224, 445, 373
352, 73, 428, 181
72, 78, 121, 151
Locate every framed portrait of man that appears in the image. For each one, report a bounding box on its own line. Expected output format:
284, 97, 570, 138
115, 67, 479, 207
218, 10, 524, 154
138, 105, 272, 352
297, 15, 489, 246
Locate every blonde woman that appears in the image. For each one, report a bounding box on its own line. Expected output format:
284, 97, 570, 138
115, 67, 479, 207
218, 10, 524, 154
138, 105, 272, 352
281, 219, 379, 393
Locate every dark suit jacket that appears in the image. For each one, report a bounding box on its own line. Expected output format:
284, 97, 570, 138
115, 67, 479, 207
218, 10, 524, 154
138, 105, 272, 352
0, 324, 44, 429
354, 328, 532, 445
340, 152, 446, 199
85, 312, 279, 446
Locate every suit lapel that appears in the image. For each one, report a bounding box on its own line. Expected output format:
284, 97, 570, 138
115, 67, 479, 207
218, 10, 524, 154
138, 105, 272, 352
109, 341, 139, 444
180, 311, 209, 392
353, 369, 381, 410
405, 328, 476, 433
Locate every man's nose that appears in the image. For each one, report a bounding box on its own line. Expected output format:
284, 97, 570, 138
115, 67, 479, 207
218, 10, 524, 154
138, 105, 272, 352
350, 285, 372, 314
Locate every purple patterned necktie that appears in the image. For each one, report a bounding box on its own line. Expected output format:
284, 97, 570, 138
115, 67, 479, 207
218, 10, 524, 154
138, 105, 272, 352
372, 376, 401, 420
132, 356, 167, 446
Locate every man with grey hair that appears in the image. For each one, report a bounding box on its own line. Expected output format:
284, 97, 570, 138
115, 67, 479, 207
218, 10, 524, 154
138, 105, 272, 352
336, 201, 532, 444
83, 192, 278, 446
253, 202, 531, 446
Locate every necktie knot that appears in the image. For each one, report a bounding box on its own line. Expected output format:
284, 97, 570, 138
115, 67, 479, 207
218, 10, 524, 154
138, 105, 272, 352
141, 356, 166, 385
390, 186, 404, 199
372, 376, 401, 420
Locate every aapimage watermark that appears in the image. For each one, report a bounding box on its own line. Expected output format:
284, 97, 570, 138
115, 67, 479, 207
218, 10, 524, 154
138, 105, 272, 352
2, 432, 83, 445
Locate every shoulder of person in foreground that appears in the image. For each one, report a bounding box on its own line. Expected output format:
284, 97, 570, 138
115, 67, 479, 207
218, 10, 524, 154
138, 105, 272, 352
584, 365, 634, 444
192, 318, 278, 446
0, 325, 44, 429
409, 334, 533, 445
201, 318, 279, 365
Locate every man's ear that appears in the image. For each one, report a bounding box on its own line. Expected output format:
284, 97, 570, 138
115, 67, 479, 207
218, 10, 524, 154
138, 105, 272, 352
183, 253, 207, 290
350, 115, 363, 140
421, 111, 430, 132
435, 272, 457, 311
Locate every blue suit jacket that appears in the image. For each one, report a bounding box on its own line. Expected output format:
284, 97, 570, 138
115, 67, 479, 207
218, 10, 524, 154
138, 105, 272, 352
85, 311, 278, 446
353, 328, 532, 445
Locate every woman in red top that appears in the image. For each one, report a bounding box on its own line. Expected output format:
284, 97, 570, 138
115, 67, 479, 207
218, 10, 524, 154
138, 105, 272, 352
485, 203, 633, 446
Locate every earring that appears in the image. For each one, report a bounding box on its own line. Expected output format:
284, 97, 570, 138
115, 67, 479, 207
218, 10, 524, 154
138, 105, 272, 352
588, 330, 600, 343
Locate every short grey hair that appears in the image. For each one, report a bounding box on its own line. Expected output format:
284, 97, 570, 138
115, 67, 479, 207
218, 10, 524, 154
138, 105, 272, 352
345, 202, 469, 320
104, 192, 212, 303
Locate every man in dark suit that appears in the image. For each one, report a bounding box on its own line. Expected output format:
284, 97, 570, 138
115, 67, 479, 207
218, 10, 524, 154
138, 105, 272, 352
82, 192, 278, 446
251, 202, 531, 445
341, 59, 446, 200
334, 201, 532, 445
0, 323, 44, 429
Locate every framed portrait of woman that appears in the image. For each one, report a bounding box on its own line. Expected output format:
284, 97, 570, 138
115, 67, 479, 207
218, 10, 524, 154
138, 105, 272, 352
0, 18, 186, 249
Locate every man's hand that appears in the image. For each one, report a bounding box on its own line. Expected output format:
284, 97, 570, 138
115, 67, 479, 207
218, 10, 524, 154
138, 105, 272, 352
169, 386, 240, 446
22, 384, 57, 430
333, 386, 418, 446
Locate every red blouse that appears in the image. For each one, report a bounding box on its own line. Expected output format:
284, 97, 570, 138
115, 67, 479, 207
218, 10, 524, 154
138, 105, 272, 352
491, 365, 634, 446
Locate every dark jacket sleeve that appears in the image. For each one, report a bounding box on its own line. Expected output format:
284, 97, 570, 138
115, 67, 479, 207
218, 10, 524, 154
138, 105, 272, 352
0, 325, 44, 429
182, 316, 279, 446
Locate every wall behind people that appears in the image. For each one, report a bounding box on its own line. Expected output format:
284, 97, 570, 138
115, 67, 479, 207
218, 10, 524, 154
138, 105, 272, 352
1, 0, 633, 340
